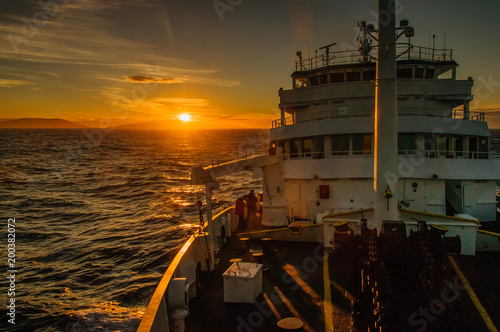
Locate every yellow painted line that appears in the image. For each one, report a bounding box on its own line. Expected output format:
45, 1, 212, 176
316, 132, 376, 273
322, 208, 374, 220
323, 250, 334, 332
239, 223, 322, 237
274, 287, 314, 332
477, 229, 500, 238
401, 209, 480, 224
262, 292, 281, 321
448, 256, 498, 332
282, 264, 322, 307
331, 280, 355, 302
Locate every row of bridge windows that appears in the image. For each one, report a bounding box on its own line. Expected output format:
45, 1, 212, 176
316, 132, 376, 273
271, 133, 489, 159
304, 67, 436, 87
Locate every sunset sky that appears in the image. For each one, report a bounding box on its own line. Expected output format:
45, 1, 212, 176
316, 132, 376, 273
1, 0, 500, 128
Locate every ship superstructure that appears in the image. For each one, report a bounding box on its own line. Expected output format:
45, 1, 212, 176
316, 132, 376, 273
265, 25, 499, 224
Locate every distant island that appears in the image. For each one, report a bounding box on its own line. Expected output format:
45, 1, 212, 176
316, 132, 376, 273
0, 118, 89, 129
0, 118, 229, 130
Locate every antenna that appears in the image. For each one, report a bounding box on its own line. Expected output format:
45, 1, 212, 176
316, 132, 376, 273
296, 51, 303, 70
432, 34, 436, 59
319, 42, 337, 51
319, 42, 337, 66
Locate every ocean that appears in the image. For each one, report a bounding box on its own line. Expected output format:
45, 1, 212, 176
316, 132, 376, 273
0, 128, 498, 332
0, 129, 268, 332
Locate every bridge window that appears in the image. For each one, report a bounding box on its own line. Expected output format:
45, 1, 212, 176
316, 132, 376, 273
415, 67, 424, 79
398, 134, 418, 155
319, 74, 328, 85
312, 137, 324, 159
331, 135, 349, 156
362, 70, 376, 81
337, 106, 349, 115
425, 68, 435, 79
352, 134, 373, 155
295, 77, 307, 88
290, 139, 299, 158
438, 135, 449, 157
346, 71, 361, 82
302, 138, 312, 158
330, 72, 344, 83
478, 137, 488, 159
397, 68, 413, 79
452, 136, 464, 157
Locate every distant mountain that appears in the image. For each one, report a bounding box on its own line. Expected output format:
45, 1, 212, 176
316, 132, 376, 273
72, 118, 141, 128
0, 118, 89, 129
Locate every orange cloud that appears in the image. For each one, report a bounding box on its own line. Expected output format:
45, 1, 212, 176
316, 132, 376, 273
125, 75, 186, 84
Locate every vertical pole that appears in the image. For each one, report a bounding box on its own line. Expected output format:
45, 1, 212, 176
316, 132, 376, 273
373, 0, 399, 231
464, 100, 470, 120
205, 183, 215, 271
432, 34, 435, 60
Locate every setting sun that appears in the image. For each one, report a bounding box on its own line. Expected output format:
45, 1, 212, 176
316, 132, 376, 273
179, 114, 191, 122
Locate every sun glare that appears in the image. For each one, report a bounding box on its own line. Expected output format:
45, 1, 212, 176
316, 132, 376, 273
179, 114, 191, 122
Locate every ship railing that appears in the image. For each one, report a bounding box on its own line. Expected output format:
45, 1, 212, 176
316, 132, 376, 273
284, 149, 491, 160
287, 151, 325, 159
272, 108, 486, 128
399, 149, 491, 159
137, 206, 236, 332
295, 46, 454, 71
286, 150, 374, 159
207, 147, 269, 167
452, 109, 486, 121
271, 116, 295, 128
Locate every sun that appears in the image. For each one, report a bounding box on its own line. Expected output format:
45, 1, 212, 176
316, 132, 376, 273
179, 113, 191, 122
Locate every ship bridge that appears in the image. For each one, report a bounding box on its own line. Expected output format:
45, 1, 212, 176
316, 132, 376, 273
274, 45, 479, 129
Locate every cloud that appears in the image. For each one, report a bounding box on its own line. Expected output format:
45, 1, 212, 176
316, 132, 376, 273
154, 98, 210, 107
125, 76, 186, 84
187, 77, 240, 87
0, 79, 33, 87
124, 74, 239, 87
101, 86, 212, 118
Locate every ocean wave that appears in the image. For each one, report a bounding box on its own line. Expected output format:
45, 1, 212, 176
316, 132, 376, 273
0, 128, 270, 331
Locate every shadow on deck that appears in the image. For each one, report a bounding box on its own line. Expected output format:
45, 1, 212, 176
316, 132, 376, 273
185, 233, 353, 332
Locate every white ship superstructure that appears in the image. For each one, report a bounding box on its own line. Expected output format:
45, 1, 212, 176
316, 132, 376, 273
265, 27, 499, 224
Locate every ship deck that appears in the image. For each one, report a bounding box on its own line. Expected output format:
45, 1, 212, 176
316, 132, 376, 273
185, 234, 351, 331
184, 219, 500, 332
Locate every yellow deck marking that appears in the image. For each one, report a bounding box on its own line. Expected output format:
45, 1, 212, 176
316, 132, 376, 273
262, 292, 281, 321
282, 264, 322, 307
274, 287, 314, 332
323, 250, 334, 332
448, 255, 498, 332
331, 280, 355, 302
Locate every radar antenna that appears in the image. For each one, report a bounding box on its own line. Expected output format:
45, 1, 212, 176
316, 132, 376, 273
357, 21, 375, 62
319, 42, 337, 66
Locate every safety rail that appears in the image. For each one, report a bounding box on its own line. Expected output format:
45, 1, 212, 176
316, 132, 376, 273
137, 206, 235, 332
398, 150, 491, 160
271, 116, 295, 128
271, 109, 486, 128
275, 149, 491, 161
452, 110, 486, 122
295, 46, 454, 71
